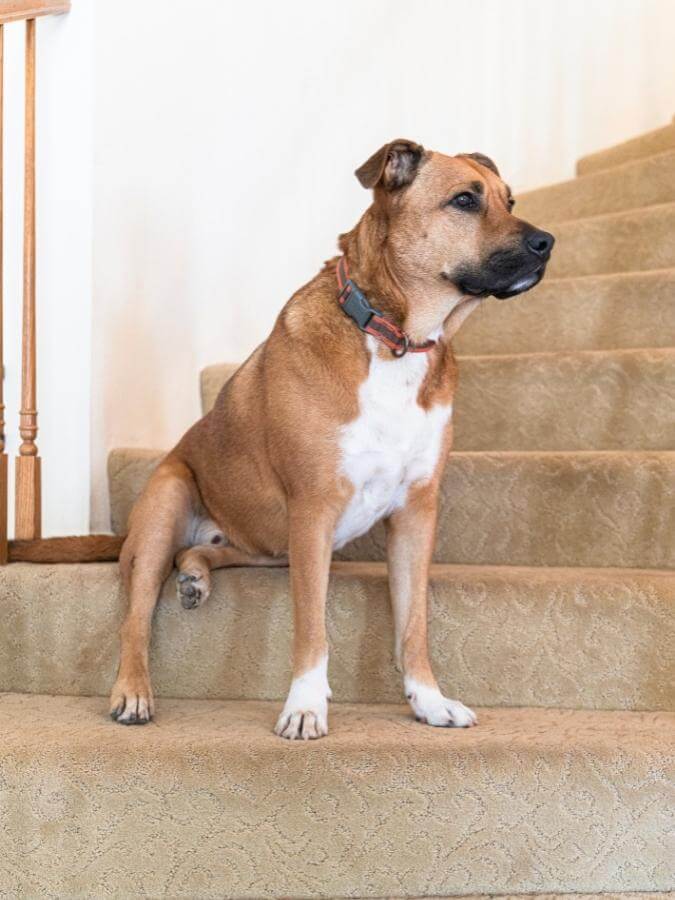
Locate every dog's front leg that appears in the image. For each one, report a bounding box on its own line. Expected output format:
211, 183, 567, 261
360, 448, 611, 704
386, 486, 477, 728
274, 502, 335, 740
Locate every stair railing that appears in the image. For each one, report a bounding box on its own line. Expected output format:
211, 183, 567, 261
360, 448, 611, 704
0, 1, 71, 564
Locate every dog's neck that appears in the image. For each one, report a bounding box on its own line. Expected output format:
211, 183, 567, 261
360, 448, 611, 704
338, 207, 481, 345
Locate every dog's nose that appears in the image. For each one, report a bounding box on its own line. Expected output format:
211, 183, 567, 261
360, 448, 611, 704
525, 229, 555, 259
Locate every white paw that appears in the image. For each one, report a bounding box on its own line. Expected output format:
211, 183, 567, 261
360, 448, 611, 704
405, 678, 477, 728
274, 657, 330, 741
274, 706, 328, 740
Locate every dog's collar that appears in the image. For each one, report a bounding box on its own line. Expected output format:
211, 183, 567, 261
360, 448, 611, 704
336, 256, 436, 357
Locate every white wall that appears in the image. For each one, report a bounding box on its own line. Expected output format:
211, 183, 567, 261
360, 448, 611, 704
89, 0, 675, 532
2, 4, 92, 537
5, 0, 672, 534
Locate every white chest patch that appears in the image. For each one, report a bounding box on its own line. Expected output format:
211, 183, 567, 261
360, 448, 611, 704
333, 336, 452, 550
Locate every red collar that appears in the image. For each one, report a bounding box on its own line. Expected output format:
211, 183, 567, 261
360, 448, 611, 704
336, 257, 436, 357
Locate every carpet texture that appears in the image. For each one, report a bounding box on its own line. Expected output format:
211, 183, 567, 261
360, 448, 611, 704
1, 561, 673, 710
0, 695, 673, 899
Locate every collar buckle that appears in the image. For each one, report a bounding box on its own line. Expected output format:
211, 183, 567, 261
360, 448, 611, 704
341, 282, 380, 330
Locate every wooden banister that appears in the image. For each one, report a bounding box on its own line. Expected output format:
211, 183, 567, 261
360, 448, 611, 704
14, 16, 40, 539
0, 2, 69, 24
0, 5, 70, 560
0, 23, 6, 563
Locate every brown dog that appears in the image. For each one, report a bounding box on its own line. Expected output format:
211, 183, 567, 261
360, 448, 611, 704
110, 140, 554, 738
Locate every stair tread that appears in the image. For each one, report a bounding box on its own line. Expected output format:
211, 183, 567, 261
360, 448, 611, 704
201, 348, 675, 453
3, 692, 672, 751
456, 268, 675, 355
577, 120, 675, 175
1, 693, 672, 898
518, 147, 675, 225
108, 448, 675, 568
550, 197, 675, 226
2, 560, 673, 711
456, 344, 675, 361
547, 201, 675, 278
453, 346, 675, 451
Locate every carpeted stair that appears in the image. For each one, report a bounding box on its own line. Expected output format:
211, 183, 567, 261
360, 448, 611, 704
1, 124, 675, 899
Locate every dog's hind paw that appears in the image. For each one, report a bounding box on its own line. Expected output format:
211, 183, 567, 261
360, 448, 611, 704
176, 570, 210, 609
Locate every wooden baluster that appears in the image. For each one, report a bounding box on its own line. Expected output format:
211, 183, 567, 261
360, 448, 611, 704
0, 23, 6, 563
15, 17, 40, 540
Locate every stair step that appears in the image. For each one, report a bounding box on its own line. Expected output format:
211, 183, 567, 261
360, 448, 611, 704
576, 120, 675, 175
455, 269, 675, 355
548, 202, 675, 278
345, 451, 675, 569
202, 346, 675, 453
109, 448, 675, 569
467, 896, 674, 900
454, 347, 675, 451
2, 561, 673, 711
1, 693, 671, 898
518, 149, 675, 225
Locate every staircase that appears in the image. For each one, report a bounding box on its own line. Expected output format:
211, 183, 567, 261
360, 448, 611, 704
2, 125, 675, 899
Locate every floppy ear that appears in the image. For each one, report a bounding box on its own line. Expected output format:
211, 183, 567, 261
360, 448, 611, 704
461, 152, 500, 177
355, 139, 425, 190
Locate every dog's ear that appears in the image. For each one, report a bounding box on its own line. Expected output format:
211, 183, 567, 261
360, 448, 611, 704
461, 152, 500, 177
355, 139, 425, 190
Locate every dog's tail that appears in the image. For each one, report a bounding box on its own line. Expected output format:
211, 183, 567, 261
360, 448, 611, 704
8, 534, 125, 563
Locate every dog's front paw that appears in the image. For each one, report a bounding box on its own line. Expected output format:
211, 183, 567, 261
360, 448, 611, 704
110, 675, 154, 725
274, 659, 330, 740
405, 679, 477, 728
176, 570, 210, 609
274, 705, 328, 740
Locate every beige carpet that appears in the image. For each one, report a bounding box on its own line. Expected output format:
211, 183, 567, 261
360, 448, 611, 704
2, 124, 675, 897
108, 447, 675, 568
203, 348, 675, 452
456, 270, 675, 355
1, 695, 673, 899
576, 119, 675, 174
1, 561, 673, 710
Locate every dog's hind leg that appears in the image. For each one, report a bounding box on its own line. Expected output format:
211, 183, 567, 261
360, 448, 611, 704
175, 542, 287, 610
110, 458, 197, 725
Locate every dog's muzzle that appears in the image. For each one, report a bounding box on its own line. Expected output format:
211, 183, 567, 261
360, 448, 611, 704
454, 227, 555, 300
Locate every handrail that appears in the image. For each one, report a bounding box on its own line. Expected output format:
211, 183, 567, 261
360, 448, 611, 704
0, 2, 70, 24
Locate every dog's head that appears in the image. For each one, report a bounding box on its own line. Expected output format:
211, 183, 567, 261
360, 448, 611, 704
355, 140, 554, 302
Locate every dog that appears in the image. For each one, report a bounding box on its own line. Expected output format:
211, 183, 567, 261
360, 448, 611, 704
109, 139, 554, 739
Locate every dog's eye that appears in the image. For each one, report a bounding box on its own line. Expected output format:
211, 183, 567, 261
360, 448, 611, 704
508, 197, 516, 210
449, 192, 478, 211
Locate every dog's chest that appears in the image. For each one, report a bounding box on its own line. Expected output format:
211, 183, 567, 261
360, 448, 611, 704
333, 338, 452, 550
